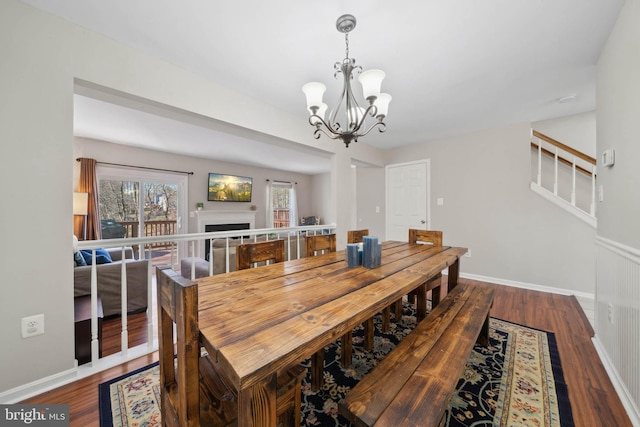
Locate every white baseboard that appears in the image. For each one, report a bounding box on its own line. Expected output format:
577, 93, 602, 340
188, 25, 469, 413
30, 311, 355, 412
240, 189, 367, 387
458, 272, 595, 326
0, 343, 157, 404
0, 367, 78, 404
592, 336, 640, 427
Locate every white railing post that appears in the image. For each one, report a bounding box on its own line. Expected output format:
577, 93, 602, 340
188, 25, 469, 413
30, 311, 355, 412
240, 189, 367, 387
225, 237, 230, 273
553, 147, 559, 196
537, 138, 542, 186
591, 164, 597, 216
146, 244, 154, 350
120, 247, 128, 357
571, 156, 577, 206
90, 250, 99, 364
190, 241, 196, 280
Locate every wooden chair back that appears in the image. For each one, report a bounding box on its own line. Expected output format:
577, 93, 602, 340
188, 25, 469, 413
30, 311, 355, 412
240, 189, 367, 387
305, 234, 336, 257
236, 239, 285, 270
156, 265, 201, 427
408, 229, 443, 246
347, 229, 369, 244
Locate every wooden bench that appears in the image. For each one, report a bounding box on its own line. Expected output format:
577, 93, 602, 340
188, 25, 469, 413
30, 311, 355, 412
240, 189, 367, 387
339, 283, 495, 427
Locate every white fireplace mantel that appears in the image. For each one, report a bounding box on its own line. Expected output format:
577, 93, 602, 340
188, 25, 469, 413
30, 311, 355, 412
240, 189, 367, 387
196, 210, 256, 233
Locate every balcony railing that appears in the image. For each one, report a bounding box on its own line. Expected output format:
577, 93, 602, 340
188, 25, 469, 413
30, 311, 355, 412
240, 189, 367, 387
73, 224, 336, 379
120, 220, 177, 249
273, 208, 290, 228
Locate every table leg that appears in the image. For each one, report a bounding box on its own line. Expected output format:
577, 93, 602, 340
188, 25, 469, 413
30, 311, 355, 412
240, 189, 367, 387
237, 373, 277, 426
363, 318, 374, 350
394, 298, 403, 322
382, 306, 391, 332
416, 283, 427, 321
312, 349, 324, 391
341, 331, 352, 367
448, 256, 461, 291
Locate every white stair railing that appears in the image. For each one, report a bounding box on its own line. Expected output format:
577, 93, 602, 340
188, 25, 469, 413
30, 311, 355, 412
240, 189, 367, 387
530, 129, 597, 227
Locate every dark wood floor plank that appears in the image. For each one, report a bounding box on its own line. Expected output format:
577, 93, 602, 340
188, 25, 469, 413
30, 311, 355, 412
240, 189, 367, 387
21, 278, 632, 427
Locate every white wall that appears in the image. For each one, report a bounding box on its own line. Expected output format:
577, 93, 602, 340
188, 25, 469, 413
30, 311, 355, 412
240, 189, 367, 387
597, 0, 640, 250
0, 0, 385, 395
74, 138, 314, 231
595, 0, 640, 422
382, 123, 596, 295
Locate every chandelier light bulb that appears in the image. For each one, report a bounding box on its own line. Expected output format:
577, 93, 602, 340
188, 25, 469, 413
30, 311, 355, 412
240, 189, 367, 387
358, 69, 385, 103
308, 103, 328, 124
374, 93, 392, 118
302, 82, 326, 111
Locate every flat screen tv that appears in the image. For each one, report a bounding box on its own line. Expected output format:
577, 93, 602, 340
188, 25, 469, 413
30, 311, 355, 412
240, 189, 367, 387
207, 173, 253, 202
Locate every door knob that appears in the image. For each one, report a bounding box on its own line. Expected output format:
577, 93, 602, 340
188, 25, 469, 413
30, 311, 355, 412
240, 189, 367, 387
421, 220, 426, 224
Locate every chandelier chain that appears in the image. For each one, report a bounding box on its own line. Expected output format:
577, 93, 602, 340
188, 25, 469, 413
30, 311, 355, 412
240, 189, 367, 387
345, 33, 350, 59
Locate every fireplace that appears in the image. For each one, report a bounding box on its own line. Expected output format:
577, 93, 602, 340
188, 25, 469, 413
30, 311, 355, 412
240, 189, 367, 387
204, 223, 250, 261
195, 210, 257, 258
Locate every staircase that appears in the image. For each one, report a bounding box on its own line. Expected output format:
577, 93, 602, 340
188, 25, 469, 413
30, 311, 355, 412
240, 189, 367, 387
530, 130, 597, 228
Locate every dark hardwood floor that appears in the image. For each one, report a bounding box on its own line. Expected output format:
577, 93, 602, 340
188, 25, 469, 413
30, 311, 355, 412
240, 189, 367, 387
21, 278, 632, 426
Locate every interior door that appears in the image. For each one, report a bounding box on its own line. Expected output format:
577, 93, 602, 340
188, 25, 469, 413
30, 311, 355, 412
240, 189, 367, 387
385, 160, 430, 241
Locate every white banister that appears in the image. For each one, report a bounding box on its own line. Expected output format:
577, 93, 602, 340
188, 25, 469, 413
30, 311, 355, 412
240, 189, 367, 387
120, 246, 128, 357
591, 164, 597, 216
553, 147, 559, 196
530, 129, 596, 227
571, 156, 577, 206
145, 245, 154, 350
90, 250, 99, 364
537, 139, 542, 186
74, 223, 336, 375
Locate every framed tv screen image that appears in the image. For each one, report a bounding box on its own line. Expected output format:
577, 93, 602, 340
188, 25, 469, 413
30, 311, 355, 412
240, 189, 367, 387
207, 173, 253, 202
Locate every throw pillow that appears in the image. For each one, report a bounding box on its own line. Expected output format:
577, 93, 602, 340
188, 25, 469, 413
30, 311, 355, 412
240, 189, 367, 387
74, 251, 87, 266
80, 248, 113, 265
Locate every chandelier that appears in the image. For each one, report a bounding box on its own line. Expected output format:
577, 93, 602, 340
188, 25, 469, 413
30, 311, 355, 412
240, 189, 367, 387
302, 14, 391, 148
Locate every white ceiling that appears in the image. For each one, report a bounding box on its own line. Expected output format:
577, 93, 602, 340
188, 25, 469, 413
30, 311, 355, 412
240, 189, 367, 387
21, 0, 623, 174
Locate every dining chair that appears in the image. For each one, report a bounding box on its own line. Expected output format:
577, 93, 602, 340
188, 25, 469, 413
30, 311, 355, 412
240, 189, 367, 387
347, 229, 369, 244
156, 265, 305, 427
305, 233, 336, 256
236, 239, 285, 270
407, 229, 444, 320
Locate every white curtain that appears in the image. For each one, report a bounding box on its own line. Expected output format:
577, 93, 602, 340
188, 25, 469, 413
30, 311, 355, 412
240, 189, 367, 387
289, 183, 298, 227
265, 180, 274, 228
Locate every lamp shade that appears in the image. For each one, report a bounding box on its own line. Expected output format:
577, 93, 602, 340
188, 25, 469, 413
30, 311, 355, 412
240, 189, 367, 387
302, 82, 326, 110
374, 93, 392, 118
308, 103, 328, 124
358, 69, 385, 101
73, 192, 89, 216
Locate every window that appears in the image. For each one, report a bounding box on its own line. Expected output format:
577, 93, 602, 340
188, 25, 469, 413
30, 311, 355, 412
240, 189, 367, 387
96, 165, 188, 264
267, 181, 297, 228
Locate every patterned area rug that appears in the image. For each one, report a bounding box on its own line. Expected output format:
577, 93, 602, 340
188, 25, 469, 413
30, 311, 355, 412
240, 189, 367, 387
99, 303, 574, 427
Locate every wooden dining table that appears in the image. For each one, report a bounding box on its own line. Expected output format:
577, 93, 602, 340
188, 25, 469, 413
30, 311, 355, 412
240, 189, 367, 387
195, 240, 467, 426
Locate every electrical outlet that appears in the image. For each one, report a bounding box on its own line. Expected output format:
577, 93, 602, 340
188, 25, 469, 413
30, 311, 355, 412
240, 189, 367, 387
464, 249, 471, 258
607, 303, 614, 324
22, 314, 45, 338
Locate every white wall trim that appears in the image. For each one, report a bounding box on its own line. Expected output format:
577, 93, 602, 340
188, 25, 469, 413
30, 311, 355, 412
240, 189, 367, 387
596, 235, 640, 264
459, 272, 595, 325
592, 336, 640, 427
0, 344, 156, 404
530, 182, 597, 228
0, 368, 78, 404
